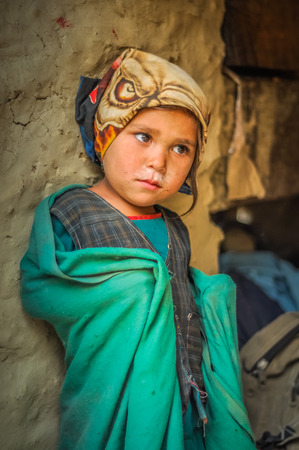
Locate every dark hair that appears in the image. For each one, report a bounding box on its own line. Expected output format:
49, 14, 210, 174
185, 126, 202, 215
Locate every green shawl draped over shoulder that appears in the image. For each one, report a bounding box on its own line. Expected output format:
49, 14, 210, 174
20, 186, 255, 450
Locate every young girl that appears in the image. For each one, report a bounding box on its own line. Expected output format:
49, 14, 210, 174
21, 49, 255, 450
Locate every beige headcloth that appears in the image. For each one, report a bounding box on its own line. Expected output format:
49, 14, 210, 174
93, 48, 210, 160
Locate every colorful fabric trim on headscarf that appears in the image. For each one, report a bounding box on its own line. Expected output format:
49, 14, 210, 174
75, 48, 210, 194
75, 57, 122, 165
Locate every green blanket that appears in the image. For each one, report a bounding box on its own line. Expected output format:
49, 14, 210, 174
20, 186, 255, 449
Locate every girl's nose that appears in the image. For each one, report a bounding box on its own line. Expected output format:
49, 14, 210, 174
146, 145, 167, 173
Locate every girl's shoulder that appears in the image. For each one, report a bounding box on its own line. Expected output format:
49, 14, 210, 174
51, 185, 91, 208
50, 185, 132, 226
51, 185, 110, 216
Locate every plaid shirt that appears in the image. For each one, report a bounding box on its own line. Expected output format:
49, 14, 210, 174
51, 188, 204, 412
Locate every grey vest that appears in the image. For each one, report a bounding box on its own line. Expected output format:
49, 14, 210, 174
51, 187, 204, 412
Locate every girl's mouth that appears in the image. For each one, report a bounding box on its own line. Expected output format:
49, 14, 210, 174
138, 179, 162, 190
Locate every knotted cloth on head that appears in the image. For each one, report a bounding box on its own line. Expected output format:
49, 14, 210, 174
75, 48, 210, 194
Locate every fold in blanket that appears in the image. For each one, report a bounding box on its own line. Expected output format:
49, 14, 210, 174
20, 185, 255, 450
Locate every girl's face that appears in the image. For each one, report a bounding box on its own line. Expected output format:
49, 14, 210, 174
94, 108, 198, 216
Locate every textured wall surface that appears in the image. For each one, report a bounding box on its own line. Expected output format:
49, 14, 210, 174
0, 0, 226, 448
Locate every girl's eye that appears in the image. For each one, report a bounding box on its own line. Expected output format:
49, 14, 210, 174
135, 133, 151, 143
173, 145, 189, 155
